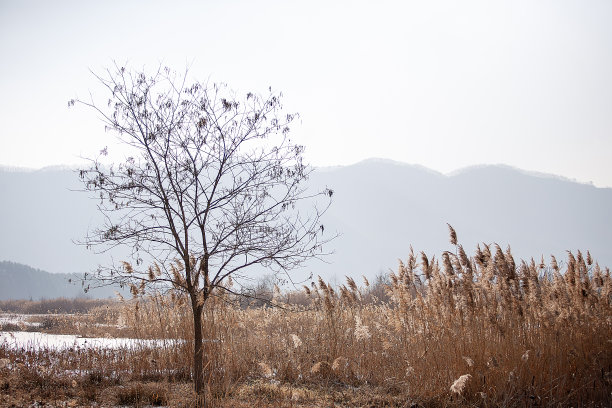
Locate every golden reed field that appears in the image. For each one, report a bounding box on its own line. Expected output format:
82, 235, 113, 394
1, 233, 611, 407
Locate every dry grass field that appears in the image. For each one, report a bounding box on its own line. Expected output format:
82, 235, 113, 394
1, 238, 611, 407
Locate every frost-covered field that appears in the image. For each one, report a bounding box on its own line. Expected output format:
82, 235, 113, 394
0, 330, 182, 350
0, 313, 42, 327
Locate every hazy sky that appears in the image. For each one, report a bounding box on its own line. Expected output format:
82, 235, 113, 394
1, 0, 611, 186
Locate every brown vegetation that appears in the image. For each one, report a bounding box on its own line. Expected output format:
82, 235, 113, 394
0, 298, 112, 315
1, 235, 611, 406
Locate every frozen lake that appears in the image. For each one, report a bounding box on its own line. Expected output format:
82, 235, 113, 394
0, 331, 182, 351
0, 313, 43, 327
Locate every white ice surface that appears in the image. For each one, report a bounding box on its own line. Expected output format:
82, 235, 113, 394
0, 331, 180, 350
0, 313, 42, 327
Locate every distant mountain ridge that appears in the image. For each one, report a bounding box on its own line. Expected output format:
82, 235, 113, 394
0, 261, 118, 300
445, 163, 590, 186
1, 159, 610, 295
0, 164, 79, 173
306, 159, 612, 280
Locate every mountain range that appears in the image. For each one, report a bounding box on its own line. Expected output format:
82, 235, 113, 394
0, 261, 119, 301
1, 159, 610, 299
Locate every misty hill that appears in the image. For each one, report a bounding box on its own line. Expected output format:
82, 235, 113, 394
0, 166, 109, 275
307, 159, 612, 281
0, 261, 119, 301
0, 161, 610, 290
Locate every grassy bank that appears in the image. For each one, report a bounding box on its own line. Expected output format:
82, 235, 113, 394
1, 241, 611, 407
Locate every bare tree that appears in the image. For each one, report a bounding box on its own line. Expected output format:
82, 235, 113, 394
70, 65, 333, 397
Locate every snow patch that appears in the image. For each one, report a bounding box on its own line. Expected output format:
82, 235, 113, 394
0, 331, 184, 350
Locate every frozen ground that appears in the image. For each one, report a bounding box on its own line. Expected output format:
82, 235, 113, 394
0, 331, 181, 350
0, 313, 42, 327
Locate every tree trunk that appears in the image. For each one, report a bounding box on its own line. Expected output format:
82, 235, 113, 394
192, 301, 204, 399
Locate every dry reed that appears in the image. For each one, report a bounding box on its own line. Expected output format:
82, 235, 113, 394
1, 230, 611, 406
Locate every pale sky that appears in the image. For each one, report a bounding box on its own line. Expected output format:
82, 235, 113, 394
1, 0, 611, 186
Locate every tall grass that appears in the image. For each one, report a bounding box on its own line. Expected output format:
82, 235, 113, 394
1, 232, 611, 406
110, 232, 611, 406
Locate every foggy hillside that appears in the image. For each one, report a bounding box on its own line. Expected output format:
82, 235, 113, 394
307, 159, 612, 281
0, 261, 120, 301
0, 166, 128, 275
1, 160, 610, 289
